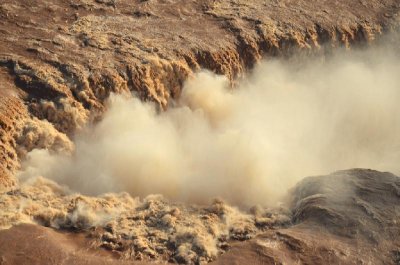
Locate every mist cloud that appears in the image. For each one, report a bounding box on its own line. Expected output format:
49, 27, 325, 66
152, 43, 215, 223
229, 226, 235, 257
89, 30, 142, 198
18, 45, 400, 206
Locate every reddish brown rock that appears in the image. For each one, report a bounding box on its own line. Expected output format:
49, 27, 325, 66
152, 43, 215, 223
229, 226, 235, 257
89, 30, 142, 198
0, 0, 399, 188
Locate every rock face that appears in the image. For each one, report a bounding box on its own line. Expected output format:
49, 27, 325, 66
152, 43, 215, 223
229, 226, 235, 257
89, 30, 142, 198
1, 169, 399, 264
213, 169, 400, 264
1, 0, 400, 190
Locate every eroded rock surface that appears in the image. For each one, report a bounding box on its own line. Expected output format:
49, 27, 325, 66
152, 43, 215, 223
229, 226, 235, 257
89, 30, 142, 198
1, 0, 400, 189
213, 169, 400, 264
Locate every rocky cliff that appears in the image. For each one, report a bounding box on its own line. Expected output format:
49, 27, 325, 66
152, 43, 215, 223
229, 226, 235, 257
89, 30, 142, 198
1, 0, 400, 190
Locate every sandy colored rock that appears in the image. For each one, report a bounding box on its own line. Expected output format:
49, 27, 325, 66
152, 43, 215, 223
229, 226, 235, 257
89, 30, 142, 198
0, 223, 150, 265
1, 0, 400, 189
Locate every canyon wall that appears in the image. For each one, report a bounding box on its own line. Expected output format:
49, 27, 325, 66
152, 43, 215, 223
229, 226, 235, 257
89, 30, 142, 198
1, 0, 400, 190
